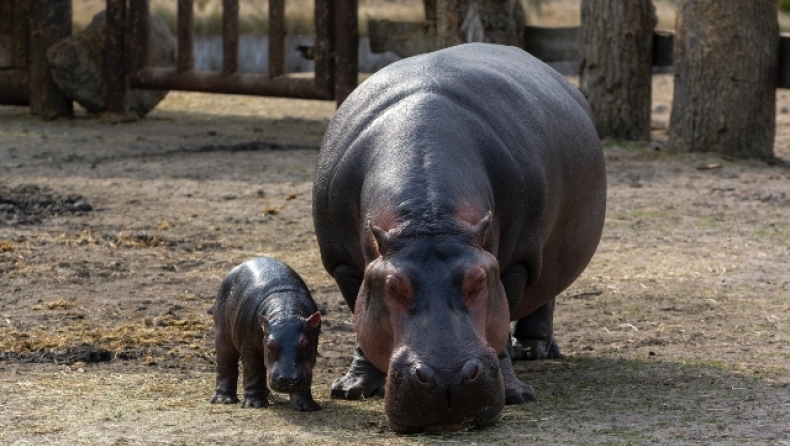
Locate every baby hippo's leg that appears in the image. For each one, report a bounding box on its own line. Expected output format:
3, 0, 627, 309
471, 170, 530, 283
289, 389, 321, 411
240, 348, 270, 408
211, 337, 240, 404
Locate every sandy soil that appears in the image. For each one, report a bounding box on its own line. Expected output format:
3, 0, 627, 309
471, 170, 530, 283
1, 75, 789, 444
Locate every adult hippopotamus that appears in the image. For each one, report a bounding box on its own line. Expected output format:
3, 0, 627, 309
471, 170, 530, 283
312, 43, 606, 432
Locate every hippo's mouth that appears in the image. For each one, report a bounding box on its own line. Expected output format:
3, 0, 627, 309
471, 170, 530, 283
388, 414, 501, 434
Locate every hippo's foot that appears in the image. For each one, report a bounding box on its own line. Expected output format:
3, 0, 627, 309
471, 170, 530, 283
331, 347, 386, 400
240, 396, 270, 408
210, 393, 239, 404
498, 348, 536, 405
510, 335, 562, 361
289, 392, 322, 411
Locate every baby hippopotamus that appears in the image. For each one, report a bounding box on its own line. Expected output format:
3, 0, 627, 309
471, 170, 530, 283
210, 256, 322, 411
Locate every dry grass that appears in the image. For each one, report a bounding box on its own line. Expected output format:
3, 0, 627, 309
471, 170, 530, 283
0, 315, 212, 355
3, 41, 790, 442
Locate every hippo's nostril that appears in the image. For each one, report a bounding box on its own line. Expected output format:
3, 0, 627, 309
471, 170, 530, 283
461, 359, 481, 383
413, 364, 434, 385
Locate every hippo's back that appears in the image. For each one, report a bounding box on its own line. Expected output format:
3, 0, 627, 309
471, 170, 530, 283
214, 257, 314, 339
314, 43, 605, 320
316, 43, 594, 171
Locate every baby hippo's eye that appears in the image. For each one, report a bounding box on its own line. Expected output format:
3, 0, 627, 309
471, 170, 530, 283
298, 336, 313, 359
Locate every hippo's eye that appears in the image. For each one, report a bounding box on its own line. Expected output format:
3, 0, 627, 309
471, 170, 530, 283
463, 267, 487, 298
385, 273, 413, 308
267, 340, 279, 358
298, 336, 310, 351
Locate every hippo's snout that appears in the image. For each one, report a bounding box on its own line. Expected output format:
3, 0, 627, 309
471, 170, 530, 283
411, 358, 482, 388
269, 367, 310, 393
385, 349, 505, 433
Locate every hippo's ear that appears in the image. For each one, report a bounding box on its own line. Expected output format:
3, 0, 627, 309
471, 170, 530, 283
306, 311, 321, 332
369, 222, 391, 257
470, 212, 492, 247
258, 314, 269, 332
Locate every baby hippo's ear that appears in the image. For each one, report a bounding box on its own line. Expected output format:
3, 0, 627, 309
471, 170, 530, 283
258, 314, 269, 332
306, 311, 321, 333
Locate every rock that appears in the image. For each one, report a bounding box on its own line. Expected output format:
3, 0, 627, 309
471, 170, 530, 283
71, 201, 93, 212
47, 11, 176, 117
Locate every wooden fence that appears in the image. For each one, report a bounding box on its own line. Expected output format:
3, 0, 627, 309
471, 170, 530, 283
368, 20, 790, 88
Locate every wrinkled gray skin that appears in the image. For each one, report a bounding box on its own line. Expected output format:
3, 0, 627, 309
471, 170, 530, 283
211, 257, 322, 411
312, 43, 606, 432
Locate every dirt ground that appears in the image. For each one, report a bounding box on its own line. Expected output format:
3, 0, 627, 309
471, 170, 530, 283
1, 74, 789, 444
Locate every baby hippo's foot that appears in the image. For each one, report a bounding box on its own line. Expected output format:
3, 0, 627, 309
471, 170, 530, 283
241, 395, 270, 408
290, 391, 322, 411
331, 347, 386, 400
210, 393, 239, 404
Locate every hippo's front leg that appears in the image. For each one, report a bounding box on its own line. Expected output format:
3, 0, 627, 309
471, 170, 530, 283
211, 335, 241, 404
240, 347, 270, 408
499, 341, 537, 404
331, 346, 386, 400
289, 390, 322, 411
510, 298, 562, 360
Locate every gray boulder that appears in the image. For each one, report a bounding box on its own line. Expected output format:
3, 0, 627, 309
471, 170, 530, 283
47, 11, 175, 117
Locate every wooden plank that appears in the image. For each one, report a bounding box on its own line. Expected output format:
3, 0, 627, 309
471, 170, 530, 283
778, 34, 790, 89
368, 19, 436, 58
29, 0, 72, 117
523, 25, 580, 62
653, 30, 673, 67
0, 68, 29, 105
0, 0, 13, 67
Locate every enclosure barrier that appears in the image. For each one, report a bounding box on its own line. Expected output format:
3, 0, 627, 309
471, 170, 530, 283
4, 3, 790, 115
369, 21, 712, 74
114, 0, 358, 112
0, 0, 359, 115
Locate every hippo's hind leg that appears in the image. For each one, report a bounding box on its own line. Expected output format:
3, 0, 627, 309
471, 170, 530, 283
332, 263, 363, 308
331, 346, 386, 400
499, 342, 536, 404
240, 346, 270, 408
211, 332, 241, 404
510, 298, 562, 360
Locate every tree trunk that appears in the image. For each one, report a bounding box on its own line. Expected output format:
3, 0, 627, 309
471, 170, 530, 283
435, 0, 525, 49
579, 0, 656, 141
668, 0, 778, 161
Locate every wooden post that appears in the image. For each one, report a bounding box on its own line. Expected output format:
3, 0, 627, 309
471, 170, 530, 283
105, 0, 129, 116
579, 0, 656, 141
669, 0, 778, 160
334, 0, 358, 106
28, 0, 73, 118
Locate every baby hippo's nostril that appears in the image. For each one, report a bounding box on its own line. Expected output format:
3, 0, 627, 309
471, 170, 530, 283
461, 358, 481, 383
413, 363, 435, 386
274, 373, 300, 389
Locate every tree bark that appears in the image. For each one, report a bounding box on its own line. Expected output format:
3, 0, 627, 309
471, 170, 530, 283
435, 0, 525, 49
436, 0, 465, 48
579, 0, 656, 141
668, 0, 778, 161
